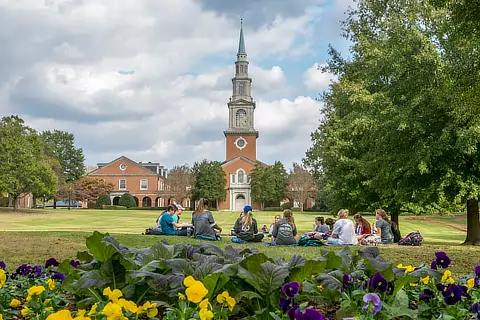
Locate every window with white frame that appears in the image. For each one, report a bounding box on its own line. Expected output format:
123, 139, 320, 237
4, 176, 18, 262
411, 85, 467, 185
185, 200, 191, 208
119, 179, 126, 190
140, 179, 148, 190
235, 109, 247, 127
231, 173, 236, 184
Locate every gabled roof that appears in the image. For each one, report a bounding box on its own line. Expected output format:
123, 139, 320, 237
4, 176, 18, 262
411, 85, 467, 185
87, 156, 158, 176
221, 156, 266, 168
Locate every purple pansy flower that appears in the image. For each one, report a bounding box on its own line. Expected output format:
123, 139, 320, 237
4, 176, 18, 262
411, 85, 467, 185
342, 274, 353, 289
52, 272, 66, 281
362, 293, 382, 315
419, 289, 435, 302
441, 284, 463, 305
475, 266, 480, 278
282, 281, 300, 298
369, 272, 388, 293
70, 260, 81, 268
45, 258, 59, 268
279, 296, 291, 312
434, 252, 451, 269
431, 261, 438, 270
0, 261, 6, 270
470, 302, 480, 319
294, 308, 326, 320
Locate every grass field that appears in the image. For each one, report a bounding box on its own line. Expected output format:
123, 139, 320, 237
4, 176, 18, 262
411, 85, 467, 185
1, 208, 479, 276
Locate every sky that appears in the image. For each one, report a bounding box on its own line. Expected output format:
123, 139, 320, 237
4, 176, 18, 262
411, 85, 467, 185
0, 0, 354, 170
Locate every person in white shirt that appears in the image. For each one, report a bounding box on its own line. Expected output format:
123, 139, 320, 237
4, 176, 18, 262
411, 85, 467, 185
327, 209, 358, 245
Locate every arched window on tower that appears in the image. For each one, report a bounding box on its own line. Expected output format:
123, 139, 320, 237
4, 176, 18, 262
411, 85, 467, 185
235, 109, 247, 127
236, 65, 239, 74
238, 170, 245, 183
240, 65, 244, 74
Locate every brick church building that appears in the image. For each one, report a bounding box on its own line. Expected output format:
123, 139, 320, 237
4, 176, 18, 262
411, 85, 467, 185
217, 22, 263, 211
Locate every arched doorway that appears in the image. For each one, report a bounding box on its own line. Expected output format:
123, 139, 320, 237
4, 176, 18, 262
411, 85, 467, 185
142, 197, 152, 207
133, 197, 139, 207
112, 196, 120, 205
235, 194, 246, 212
155, 197, 162, 207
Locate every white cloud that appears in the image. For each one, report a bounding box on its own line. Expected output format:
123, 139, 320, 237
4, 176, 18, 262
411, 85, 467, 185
303, 63, 337, 91
0, 0, 341, 169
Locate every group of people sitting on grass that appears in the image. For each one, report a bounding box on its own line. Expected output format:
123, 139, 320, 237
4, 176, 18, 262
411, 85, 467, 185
145, 201, 400, 246
145, 198, 222, 241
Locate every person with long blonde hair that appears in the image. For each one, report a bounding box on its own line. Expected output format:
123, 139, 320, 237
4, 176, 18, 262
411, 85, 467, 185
327, 209, 358, 245
191, 198, 222, 240
272, 209, 298, 245
233, 205, 264, 242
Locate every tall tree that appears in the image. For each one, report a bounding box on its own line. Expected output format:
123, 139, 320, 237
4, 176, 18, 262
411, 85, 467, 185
41, 130, 85, 182
286, 163, 316, 211
305, 0, 480, 243
0, 116, 57, 210
164, 164, 194, 201
250, 161, 288, 209
191, 160, 226, 208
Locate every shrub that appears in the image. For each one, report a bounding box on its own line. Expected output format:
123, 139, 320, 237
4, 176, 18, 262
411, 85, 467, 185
0, 196, 9, 207
103, 205, 127, 210
118, 193, 137, 208
95, 194, 111, 209
281, 202, 292, 209
264, 207, 283, 211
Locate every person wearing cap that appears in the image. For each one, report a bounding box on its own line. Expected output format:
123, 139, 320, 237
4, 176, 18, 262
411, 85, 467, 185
172, 203, 185, 224
159, 204, 192, 236
233, 205, 264, 242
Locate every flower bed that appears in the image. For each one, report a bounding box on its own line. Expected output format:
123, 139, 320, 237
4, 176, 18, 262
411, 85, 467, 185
0, 231, 479, 319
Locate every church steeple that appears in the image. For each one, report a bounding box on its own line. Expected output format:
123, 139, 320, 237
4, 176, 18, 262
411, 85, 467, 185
224, 18, 258, 141
238, 18, 246, 55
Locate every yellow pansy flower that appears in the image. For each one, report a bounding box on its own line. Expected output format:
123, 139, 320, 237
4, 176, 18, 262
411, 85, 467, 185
0, 269, 6, 288
73, 310, 92, 320
88, 304, 98, 316
409, 283, 418, 287
177, 293, 186, 300
141, 302, 158, 318
421, 276, 430, 285
28, 285, 46, 296
47, 278, 55, 290
118, 299, 138, 313
0, 313, 3, 320
467, 278, 475, 289
103, 287, 123, 303
397, 264, 415, 273
199, 299, 212, 310
216, 291, 236, 311
46, 310, 73, 320
21, 306, 31, 316
441, 270, 454, 283
199, 308, 214, 320
184, 275, 196, 287
185, 281, 208, 303
102, 302, 127, 320
10, 298, 21, 308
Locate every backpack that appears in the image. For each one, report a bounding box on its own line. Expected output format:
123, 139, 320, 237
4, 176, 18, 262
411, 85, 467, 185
297, 236, 325, 247
398, 231, 423, 246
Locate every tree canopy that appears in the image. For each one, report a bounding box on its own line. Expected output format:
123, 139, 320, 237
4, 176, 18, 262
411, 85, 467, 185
250, 161, 288, 209
285, 163, 316, 211
165, 164, 194, 201
191, 160, 226, 207
305, 0, 480, 243
0, 116, 58, 210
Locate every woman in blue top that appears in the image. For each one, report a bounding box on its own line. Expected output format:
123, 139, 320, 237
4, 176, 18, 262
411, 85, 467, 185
160, 204, 192, 236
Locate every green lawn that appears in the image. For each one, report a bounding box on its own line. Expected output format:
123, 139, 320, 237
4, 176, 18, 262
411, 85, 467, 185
0, 208, 479, 276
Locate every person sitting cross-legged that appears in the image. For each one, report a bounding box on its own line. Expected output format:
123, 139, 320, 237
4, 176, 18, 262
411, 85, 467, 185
160, 204, 192, 236
327, 209, 358, 245
233, 206, 264, 243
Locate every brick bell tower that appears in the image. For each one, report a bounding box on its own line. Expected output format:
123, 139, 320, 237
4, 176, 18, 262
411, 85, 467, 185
224, 19, 259, 162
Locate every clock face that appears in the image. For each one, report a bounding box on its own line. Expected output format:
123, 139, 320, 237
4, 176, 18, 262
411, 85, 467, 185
120, 163, 127, 170
236, 138, 246, 149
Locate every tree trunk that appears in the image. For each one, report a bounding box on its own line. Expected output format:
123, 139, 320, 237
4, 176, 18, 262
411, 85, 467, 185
8, 194, 13, 207
53, 197, 57, 209
391, 210, 399, 227
32, 194, 37, 208
463, 199, 480, 245
13, 194, 18, 211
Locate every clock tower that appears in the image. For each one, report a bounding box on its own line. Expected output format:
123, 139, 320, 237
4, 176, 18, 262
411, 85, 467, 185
224, 19, 258, 162
219, 20, 262, 211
